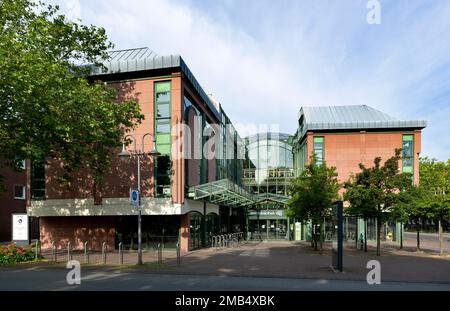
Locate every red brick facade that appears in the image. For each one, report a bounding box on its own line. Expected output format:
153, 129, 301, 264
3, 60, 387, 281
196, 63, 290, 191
306, 130, 422, 185
39, 216, 115, 250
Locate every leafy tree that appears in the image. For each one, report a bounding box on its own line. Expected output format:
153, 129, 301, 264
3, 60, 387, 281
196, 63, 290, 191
0, 0, 144, 198
344, 181, 376, 252
412, 158, 450, 253
394, 185, 432, 251
344, 149, 411, 256
287, 154, 340, 251
419, 158, 450, 228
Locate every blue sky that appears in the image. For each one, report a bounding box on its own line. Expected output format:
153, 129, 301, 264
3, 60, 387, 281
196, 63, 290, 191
50, 0, 450, 160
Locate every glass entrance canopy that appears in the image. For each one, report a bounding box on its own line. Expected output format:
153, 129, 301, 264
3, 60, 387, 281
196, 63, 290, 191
188, 179, 256, 207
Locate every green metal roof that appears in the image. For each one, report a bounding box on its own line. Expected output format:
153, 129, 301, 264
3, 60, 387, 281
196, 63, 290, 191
89, 47, 222, 121
188, 179, 255, 207
297, 105, 427, 141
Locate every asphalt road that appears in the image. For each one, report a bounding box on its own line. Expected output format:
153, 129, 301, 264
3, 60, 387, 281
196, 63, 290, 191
0, 267, 449, 291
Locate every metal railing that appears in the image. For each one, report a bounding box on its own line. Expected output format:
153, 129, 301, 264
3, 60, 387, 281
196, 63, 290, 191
35, 239, 183, 266
211, 232, 245, 250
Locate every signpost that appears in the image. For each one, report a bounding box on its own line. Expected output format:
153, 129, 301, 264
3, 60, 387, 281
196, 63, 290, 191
331, 201, 343, 272
12, 213, 29, 246
130, 188, 140, 207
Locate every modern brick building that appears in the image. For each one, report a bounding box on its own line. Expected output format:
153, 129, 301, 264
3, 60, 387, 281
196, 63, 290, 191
0, 49, 428, 250
292, 105, 426, 185
291, 105, 427, 241
25, 48, 247, 252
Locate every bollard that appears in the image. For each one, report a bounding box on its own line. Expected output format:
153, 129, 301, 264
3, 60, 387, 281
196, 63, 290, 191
176, 242, 181, 267
119, 242, 123, 265
84, 241, 89, 264
51, 242, 56, 262
35, 240, 39, 260
157, 243, 162, 264
102, 241, 107, 265
67, 241, 72, 262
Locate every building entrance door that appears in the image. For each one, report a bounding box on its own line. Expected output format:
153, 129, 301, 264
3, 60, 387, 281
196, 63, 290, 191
267, 219, 287, 240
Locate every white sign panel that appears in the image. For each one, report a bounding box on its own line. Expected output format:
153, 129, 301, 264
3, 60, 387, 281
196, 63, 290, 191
130, 188, 140, 207
12, 213, 28, 241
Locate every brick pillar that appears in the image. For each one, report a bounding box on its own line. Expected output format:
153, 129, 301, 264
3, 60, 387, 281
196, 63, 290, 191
180, 213, 190, 253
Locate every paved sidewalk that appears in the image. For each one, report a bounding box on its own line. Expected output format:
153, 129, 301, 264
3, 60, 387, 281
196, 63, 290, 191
13, 241, 450, 284
153, 241, 450, 283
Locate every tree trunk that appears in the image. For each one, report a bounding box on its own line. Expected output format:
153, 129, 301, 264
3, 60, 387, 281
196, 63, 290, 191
355, 218, 358, 249
364, 219, 368, 252
93, 180, 102, 205
314, 225, 318, 251
439, 218, 443, 256
319, 225, 323, 254
416, 224, 421, 252
376, 217, 381, 256
400, 222, 403, 249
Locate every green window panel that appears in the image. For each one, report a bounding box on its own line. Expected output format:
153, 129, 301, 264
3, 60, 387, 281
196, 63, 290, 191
154, 81, 172, 197
402, 134, 414, 180
155, 82, 171, 93
313, 136, 324, 165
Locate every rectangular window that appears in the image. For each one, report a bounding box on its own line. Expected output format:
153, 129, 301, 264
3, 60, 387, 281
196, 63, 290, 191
13, 158, 26, 171
402, 135, 414, 175
156, 103, 170, 118
154, 81, 172, 197
14, 185, 26, 200
156, 155, 172, 198
156, 119, 171, 134
313, 136, 324, 165
154, 81, 171, 155
31, 161, 45, 199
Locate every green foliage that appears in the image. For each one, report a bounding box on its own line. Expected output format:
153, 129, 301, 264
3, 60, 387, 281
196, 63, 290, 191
392, 157, 450, 229
344, 149, 411, 221
0, 0, 144, 192
418, 157, 450, 220
395, 185, 433, 224
287, 154, 340, 225
0, 244, 35, 264
344, 149, 411, 255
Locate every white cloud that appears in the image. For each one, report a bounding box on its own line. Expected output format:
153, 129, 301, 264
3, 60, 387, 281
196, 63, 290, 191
47, 0, 450, 160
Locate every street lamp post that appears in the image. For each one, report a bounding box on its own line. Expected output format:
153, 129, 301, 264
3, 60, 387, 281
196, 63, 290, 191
119, 133, 160, 265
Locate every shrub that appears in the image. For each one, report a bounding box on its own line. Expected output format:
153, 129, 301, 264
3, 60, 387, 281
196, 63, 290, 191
0, 243, 35, 264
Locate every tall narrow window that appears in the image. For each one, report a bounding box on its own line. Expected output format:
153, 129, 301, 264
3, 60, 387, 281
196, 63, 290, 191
31, 161, 45, 199
156, 155, 172, 198
154, 81, 171, 154
313, 136, 324, 165
154, 81, 172, 197
402, 134, 414, 176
